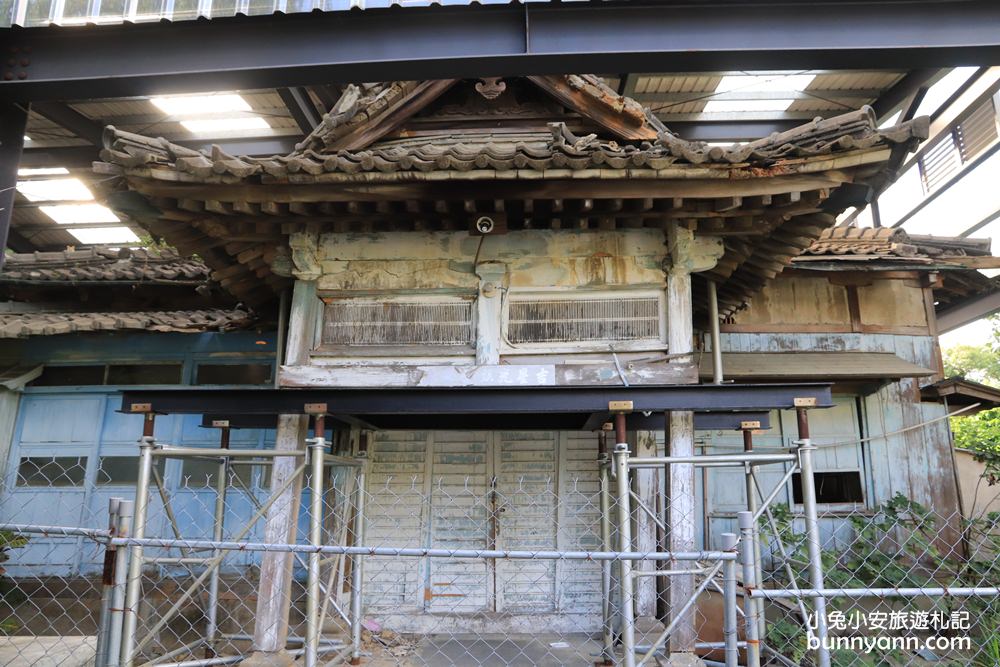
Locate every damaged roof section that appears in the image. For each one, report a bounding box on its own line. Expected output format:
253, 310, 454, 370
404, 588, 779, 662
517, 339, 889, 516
0, 247, 257, 338
0, 308, 254, 339
1, 247, 211, 285
798, 227, 995, 265
93, 75, 929, 312
792, 226, 1000, 316
101, 106, 925, 181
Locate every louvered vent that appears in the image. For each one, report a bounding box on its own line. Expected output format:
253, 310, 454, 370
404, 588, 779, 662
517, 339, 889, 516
918, 133, 961, 194
955, 98, 998, 163
322, 299, 474, 346
507, 295, 661, 344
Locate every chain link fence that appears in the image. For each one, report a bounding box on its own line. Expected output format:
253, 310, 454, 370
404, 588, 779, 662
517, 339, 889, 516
0, 428, 997, 666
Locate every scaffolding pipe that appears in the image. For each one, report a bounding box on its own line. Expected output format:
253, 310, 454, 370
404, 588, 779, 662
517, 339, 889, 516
751, 586, 1000, 599
305, 420, 328, 667
752, 473, 815, 642
105, 499, 132, 667
597, 430, 614, 666
742, 430, 765, 641
0, 523, 110, 539
738, 512, 761, 667
796, 408, 831, 667
205, 427, 230, 658
751, 462, 799, 524
130, 459, 310, 660
613, 433, 636, 667
721, 532, 739, 667
121, 421, 156, 667
152, 446, 306, 458
94, 497, 121, 667
628, 453, 796, 467
350, 447, 367, 665
111, 537, 736, 562
708, 279, 724, 385
636, 559, 725, 667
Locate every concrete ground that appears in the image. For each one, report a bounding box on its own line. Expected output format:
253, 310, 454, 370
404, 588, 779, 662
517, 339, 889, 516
0, 636, 96, 666
364, 633, 602, 667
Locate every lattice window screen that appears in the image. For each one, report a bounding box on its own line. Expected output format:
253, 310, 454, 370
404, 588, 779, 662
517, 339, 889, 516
322, 299, 474, 346
506, 295, 662, 344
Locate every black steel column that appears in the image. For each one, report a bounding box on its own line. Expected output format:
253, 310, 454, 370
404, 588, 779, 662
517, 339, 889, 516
0, 102, 27, 267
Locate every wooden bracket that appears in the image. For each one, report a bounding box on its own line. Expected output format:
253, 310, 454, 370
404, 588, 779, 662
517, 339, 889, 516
129, 402, 152, 413
608, 400, 634, 413
601, 422, 614, 431
793, 397, 817, 408
210, 419, 231, 428
304, 403, 329, 415
739, 420, 762, 430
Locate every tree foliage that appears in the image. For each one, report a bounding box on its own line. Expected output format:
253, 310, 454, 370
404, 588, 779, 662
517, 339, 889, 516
943, 315, 1000, 484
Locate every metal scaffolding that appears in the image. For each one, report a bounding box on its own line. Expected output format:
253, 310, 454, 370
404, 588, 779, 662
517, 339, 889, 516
598, 403, 832, 667
95, 411, 368, 667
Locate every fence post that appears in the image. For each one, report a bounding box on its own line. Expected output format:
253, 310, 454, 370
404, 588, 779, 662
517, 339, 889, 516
738, 511, 761, 667
741, 426, 766, 642
94, 497, 121, 667
121, 417, 155, 666
349, 433, 368, 665
597, 427, 614, 666
306, 415, 327, 667
796, 407, 831, 667
205, 425, 230, 658
106, 499, 134, 667
613, 431, 636, 667
721, 532, 739, 667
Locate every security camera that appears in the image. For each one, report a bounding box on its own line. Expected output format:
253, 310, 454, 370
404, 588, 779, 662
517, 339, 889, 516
475, 216, 495, 234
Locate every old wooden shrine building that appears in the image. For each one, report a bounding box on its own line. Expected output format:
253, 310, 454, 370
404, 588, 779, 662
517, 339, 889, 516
1, 74, 996, 656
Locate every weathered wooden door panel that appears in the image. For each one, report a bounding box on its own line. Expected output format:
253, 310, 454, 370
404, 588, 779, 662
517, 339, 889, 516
427, 431, 491, 612
494, 432, 558, 613
364, 432, 430, 611
555, 432, 602, 613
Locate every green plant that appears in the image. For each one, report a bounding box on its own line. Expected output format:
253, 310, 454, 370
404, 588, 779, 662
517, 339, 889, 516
0, 530, 28, 635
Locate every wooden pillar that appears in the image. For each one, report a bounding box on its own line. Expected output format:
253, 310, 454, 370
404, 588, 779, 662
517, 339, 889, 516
634, 429, 660, 617
474, 261, 505, 365
0, 103, 27, 264
663, 224, 720, 663
245, 280, 318, 666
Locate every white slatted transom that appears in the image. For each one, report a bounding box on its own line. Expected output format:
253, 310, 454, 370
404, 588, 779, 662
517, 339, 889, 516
322, 297, 474, 347
506, 291, 664, 345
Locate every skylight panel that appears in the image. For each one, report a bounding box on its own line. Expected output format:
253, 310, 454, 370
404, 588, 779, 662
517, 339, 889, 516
714, 73, 817, 94
704, 99, 798, 113
151, 94, 252, 116
914, 67, 980, 118
41, 203, 120, 225
17, 167, 71, 177
66, 227, 141, 245
180, 117, 270, 133
16, 177, 94, 202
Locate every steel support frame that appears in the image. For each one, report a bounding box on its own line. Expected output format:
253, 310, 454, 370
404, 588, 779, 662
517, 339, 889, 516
0, 102, 27, 266
121, 384, 834, 419
4, 1, 1000, 101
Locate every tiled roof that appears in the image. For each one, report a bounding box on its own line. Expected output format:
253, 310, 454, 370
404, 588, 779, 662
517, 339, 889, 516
100, 106, 927, 182
801, 227, 992, 258
0, 308, 253, 338
1, 247, 210, 284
